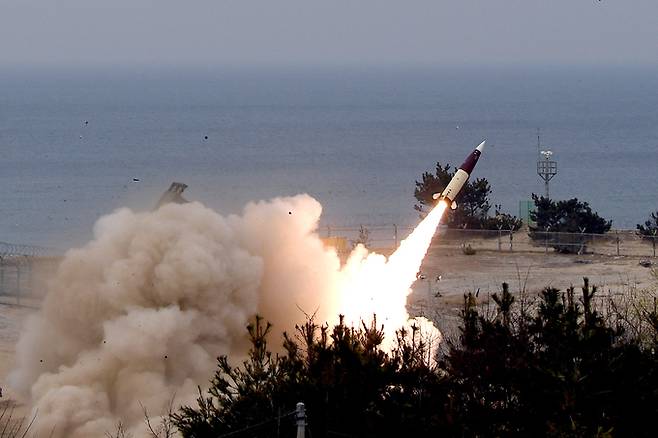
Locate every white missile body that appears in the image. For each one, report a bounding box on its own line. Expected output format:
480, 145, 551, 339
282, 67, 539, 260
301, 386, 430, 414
432, 140, 486, 210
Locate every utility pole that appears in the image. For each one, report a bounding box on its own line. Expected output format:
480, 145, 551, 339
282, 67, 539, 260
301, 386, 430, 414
295, 402, 306, 438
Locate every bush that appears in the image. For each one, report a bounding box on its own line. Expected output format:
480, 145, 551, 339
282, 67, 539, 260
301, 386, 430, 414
445, 279, 658, 437
173, 315, 446, 438
174, 280, 658, 437
480, 204, 523, 231
529, 194, 612, 253
637, 210, 658, 239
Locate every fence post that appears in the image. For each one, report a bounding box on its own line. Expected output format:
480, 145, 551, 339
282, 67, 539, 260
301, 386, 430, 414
509, 229, 514, 251
545, 227, 550, 254
579, 227, 586, 255
326, 226, 331, 238
26, 257, 32, 296
653, 231, 657, 257
497, 226, 502, 251
393, 224, 398, 248
616, 230, 620, 256
295, 402, 306, 438
16, 264, 21, 305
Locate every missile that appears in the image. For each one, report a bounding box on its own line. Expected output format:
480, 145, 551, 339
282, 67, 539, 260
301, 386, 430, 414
432, 140, 486, 210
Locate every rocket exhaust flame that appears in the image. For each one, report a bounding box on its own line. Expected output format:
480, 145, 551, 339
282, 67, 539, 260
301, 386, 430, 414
337, 201, 447, 349
338, 140, 486, 348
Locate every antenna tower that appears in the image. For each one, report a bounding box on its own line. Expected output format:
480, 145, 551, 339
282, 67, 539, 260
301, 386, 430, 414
536, 129, 557, 198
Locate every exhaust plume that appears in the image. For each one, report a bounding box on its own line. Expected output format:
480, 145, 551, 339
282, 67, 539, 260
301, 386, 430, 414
9, 194, 441, 437
338, 202, 446, 348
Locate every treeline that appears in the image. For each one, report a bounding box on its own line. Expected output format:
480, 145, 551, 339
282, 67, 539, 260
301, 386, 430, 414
414, 160, 658, 240
173, 280, 658, 438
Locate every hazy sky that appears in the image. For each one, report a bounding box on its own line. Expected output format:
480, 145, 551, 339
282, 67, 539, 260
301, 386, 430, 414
2, 0, 657, 68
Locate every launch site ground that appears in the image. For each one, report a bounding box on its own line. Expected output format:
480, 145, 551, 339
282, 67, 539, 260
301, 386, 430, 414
413, 248, 656, 307
0, 245, 656, 415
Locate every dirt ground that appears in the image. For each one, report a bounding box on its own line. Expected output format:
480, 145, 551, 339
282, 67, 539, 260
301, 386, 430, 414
409, 245, 657, 313
0, 300, 33, 421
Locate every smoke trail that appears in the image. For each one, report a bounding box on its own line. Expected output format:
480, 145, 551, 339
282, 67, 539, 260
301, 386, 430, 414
9, 195, 441, 437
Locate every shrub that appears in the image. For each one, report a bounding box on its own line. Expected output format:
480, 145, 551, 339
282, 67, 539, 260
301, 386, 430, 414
529, 194, 612, 253
174, 280, 658, 437
636, 210, 658, 239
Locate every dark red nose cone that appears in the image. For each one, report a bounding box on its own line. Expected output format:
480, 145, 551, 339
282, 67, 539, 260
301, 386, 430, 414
459, 149, 481, 174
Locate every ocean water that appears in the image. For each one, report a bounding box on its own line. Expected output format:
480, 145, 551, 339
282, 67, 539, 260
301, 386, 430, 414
1, 66, 657, 248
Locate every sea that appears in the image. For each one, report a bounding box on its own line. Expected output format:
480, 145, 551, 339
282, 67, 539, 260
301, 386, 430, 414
1, 66, 657, 248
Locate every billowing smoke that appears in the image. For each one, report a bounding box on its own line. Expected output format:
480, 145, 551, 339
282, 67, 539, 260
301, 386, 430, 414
9, 194, 439, 437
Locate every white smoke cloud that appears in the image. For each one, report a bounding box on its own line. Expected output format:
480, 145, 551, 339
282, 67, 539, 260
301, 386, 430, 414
9, 195, 345, 437
9, 194, 439, 437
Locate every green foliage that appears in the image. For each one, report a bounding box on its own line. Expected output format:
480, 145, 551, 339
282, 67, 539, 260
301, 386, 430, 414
414, 162, 521, 230
174, 280, 658, 437
171, 316, 285, 437
481, 204, 524, 231
173, 315, 446, 438
445, 278, 658, 437
636, 210, 658, 238
529, 194, 612, 253
530, 194, 612, 234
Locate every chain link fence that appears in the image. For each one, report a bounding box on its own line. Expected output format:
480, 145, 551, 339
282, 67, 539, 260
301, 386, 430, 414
0, 242, 62, 303
0, 241, 60, 257
321, 225, 658, 258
